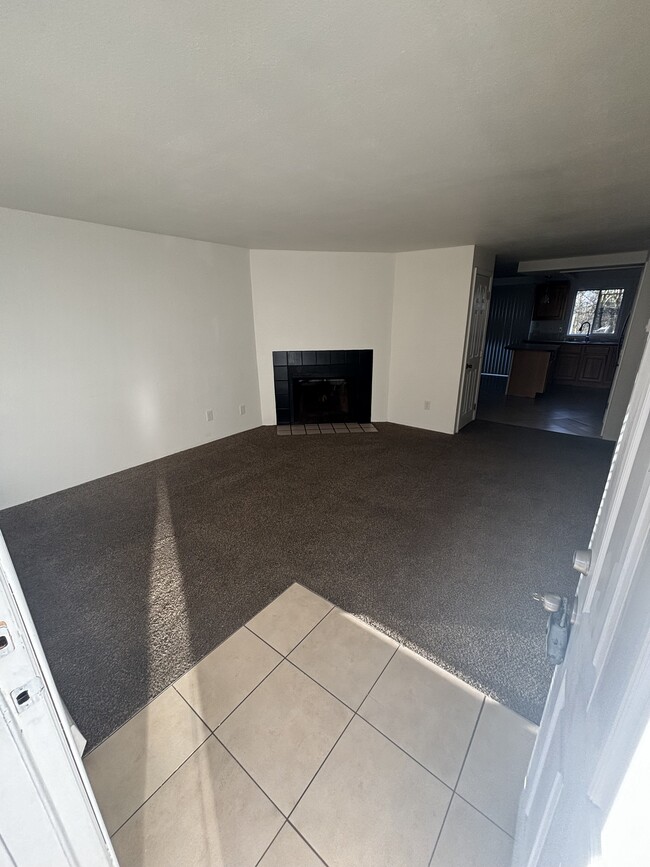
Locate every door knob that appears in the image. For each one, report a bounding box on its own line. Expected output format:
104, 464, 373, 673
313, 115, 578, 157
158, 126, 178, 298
573, 549, 592, 575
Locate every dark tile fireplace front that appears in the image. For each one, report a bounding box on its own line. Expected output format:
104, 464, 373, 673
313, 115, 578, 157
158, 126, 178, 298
272, 350, 373, 425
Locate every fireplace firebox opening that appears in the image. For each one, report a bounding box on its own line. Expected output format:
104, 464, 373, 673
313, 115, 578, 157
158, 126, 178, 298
293, 377, 351, 424
272, 349, 372, 425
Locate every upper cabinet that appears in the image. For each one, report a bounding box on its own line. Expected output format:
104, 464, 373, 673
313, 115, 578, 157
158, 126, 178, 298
533, 281, 570, 320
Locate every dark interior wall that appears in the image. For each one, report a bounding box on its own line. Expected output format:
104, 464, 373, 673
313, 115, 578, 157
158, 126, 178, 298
483, 283, 535, 376
483, 268, 643, 378
528, 267, 642, 341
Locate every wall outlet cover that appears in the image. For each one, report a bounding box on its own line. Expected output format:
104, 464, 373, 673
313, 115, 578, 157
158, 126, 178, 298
239, 404, 246, 416
424, 400, 431, 410
206, 409, 214, 422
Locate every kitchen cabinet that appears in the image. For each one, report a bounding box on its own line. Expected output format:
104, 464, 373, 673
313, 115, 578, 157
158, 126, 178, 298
554, 343, 618, 388
533, 282, 570, 320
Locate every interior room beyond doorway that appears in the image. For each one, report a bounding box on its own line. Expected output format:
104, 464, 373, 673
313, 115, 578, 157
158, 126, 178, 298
477, 266, 642, 438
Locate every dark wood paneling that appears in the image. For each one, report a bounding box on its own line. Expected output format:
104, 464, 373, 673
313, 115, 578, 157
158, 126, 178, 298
483, 285, 536, 376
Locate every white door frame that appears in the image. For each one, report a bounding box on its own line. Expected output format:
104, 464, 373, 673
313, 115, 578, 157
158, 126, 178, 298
455, 268, 493, 432
0, 533, 116, 865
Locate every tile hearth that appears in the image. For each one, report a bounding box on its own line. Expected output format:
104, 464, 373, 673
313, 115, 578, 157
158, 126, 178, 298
85, 583, 537, 866
278, 423, 378, 436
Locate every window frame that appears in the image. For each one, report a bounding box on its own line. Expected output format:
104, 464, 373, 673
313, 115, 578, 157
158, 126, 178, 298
566, 287, 626, 341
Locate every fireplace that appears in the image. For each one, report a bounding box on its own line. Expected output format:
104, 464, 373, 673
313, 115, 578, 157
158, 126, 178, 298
293, 377, 350, 424
272, 350, 372, 425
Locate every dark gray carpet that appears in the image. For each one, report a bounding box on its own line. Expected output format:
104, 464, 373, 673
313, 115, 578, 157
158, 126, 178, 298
0, 421, 613, 749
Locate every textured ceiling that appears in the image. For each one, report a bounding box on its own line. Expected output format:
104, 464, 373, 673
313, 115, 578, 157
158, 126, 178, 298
1, 0, 650, 257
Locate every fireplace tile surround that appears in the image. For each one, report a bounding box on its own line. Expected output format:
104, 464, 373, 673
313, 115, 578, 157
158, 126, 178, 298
272, 349, 373, 426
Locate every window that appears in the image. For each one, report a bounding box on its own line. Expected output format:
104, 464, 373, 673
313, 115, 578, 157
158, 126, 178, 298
568, 288, 624, 336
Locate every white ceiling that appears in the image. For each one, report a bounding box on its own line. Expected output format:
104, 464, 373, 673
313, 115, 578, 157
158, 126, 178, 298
2, 0, 650, 257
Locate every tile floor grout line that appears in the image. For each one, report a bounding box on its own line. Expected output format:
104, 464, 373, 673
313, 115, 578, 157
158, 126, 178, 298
426, 791, 454, 865
357, 712, 457, 791
286, 820, 330, 866
212, 731, 289, 820
282, 604, 338, 657
171, 683, 213, 733
97, 592, 336, 759
103, 597, 387, 843
287, 643, 401, 823
101, 592, 511, 860
253, 820, 286, 867
353, 642, 401, 708
244, 595, 335, 661
284, 623, 401, 716
108, 734, 211, 839
246, 582, 334, 629
286, 714, 356, 823
427, 696, 486, 866
212, 657, 285, 733
244, 624, 290, 657
86, 615, 289, 756
453, 791, 515, 840
451, 696, 485, 792
284, 656, 358, 714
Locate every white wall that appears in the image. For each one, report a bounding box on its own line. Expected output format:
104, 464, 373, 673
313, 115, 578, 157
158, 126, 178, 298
250, 250, 395, 425
602, 263, 650, 441
388, 246, 477, 434
0, 208, 261, 509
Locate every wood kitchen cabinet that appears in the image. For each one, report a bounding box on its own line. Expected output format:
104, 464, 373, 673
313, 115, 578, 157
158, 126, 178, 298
554, 343, 618, 388
533, 282, 570, 320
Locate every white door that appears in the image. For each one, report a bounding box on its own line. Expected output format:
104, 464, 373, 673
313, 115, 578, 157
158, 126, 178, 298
513, 323, 650, 866
456, 269, 492, 431
0, 533, 117, 866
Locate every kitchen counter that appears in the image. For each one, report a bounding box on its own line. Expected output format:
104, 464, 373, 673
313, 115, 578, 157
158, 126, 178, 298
526, 339, 619, 346
507, 342, 561, 352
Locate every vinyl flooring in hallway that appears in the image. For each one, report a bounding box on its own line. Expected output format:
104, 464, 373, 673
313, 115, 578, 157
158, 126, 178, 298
477, 375, 610, 437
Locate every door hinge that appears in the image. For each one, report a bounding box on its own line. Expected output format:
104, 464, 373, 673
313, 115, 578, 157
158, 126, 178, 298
0, 621, 14, 657
11, 677, 44, 713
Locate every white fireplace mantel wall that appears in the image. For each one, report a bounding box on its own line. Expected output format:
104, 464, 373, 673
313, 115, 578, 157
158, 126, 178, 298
250, 249, 396, 425
250, 245, 494, 433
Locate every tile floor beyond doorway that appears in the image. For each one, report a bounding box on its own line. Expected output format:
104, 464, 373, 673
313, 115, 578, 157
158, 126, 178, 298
85, 584, 538, 867
477, 375, 609, 437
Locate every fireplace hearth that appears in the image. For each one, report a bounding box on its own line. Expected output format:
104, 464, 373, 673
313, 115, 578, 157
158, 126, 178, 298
272, 350, 372, 425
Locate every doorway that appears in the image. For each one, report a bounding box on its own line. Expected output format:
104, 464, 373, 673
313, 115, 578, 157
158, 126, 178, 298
477, 266, 643, 438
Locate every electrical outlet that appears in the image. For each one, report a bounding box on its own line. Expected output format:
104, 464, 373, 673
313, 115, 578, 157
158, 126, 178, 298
239, 404, 246, 416
205, 409, 214, 422
424, 400, 431, 411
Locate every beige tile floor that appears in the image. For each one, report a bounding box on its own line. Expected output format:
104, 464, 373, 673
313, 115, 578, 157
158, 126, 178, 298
85, 583, 537, 866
